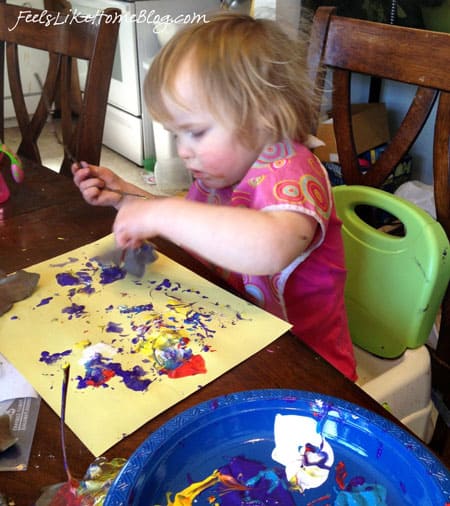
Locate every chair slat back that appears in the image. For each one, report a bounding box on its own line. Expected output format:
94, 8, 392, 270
0, 2, 120, 176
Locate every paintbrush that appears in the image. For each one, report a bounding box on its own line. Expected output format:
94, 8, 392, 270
37, 364, 126, 504
60, 363, 73, 484
100, 186, 151, 200
38, 363, 80, 505
34, 73, 150, 201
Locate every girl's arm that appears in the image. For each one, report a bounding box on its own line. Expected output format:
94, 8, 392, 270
113, 197, 317, 276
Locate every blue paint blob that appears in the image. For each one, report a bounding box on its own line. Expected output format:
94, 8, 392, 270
335, 482, 388, 506
119, 304, 153, 314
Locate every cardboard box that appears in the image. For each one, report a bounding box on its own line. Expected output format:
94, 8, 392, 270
314, 103, 390, 163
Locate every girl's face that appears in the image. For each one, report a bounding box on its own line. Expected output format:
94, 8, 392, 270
160, 66, 264, 189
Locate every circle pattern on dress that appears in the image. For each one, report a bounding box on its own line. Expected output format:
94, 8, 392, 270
273, 180, 304, 204
269, 273, 282, 301
244, 284, 265, 306
300, 174, 330, 218
253, 141, 294, 168
248, 175, 266, 187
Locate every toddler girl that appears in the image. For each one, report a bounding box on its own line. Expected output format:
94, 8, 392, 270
72, 12, 357, 381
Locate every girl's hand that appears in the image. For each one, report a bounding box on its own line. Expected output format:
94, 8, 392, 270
113, 198, 160, 249
71, 161, 127, 207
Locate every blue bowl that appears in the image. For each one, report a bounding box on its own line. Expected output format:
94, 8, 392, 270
105, 389, 450, 505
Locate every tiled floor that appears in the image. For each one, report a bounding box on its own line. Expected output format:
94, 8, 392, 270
4, 123, 156, 193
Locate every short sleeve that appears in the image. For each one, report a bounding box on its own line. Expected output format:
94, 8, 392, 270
231, 141, 333, 233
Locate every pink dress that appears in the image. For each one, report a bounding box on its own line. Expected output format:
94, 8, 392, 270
186, 140, 357, 381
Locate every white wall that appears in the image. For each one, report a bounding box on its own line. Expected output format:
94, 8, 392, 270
380, 80, 435, 185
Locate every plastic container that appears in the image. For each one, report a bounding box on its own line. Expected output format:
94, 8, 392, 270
154, 157, 192, 195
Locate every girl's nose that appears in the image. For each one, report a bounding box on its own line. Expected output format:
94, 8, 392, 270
176, 137, 193, 160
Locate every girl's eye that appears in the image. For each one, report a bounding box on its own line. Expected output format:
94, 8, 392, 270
189, 130, 206, 139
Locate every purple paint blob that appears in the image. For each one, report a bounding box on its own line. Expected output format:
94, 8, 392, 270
78, 285, 95, 295
184, 311, 216, 339
56, 271, 93, 286
36, 296, 53, 307
217, 456, 295, 506
99, 266, 126, 285
40, 349, 72, 364
106, 322, 123, 333
62, 303, 86, 319
347, 476, 366, 490
154, 278, 171, 291
76, 353, 151, 391
303, 442, 332, 470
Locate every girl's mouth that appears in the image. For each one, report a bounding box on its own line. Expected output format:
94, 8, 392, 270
190, 170, 204, 179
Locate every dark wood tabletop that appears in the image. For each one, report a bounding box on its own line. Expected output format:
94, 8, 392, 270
0, 159, 441, 503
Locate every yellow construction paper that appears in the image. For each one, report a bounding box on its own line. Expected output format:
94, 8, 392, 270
0, 235, 291, 456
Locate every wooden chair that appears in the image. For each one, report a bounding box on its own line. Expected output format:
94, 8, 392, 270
0, 2, 120, 176
307, 6, 450, 463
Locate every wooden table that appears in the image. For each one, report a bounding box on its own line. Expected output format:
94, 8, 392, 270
0, 160, 440, 503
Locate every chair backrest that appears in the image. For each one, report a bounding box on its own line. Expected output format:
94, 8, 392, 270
0, 2, 120, 176
333, 184, 450, 358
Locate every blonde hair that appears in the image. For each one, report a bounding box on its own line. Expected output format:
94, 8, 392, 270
145, 12, 319, 149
